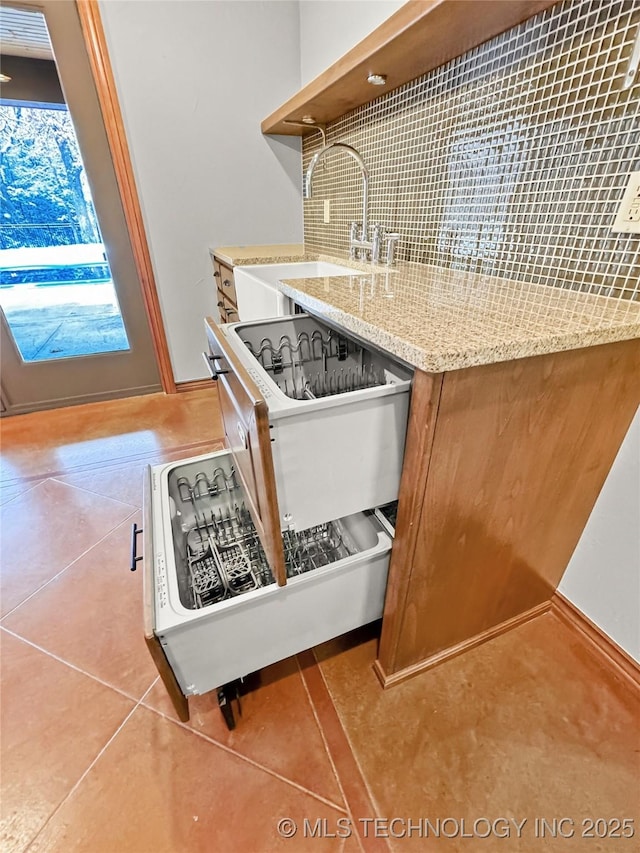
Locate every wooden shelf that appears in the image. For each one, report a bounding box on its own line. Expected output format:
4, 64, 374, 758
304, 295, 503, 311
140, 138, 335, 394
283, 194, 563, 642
262, 0, 560, 136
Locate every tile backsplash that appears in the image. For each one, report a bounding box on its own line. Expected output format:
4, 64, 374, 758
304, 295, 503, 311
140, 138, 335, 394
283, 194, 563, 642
303, 0, 639, 300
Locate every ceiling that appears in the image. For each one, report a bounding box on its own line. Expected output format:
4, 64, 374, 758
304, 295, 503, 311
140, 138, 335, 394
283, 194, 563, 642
0, 5, 54, 61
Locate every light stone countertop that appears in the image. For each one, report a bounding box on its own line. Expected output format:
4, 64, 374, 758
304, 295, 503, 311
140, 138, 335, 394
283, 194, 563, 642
210, 244, 639, 371
277, 260, 640, 372
211, 244, 305, 266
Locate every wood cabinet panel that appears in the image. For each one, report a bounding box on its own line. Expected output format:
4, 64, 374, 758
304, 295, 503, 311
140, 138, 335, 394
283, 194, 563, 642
212, 258, 238, 323
216, 293, 239, 324
263, 0, 560, 135
378, 338, 640, 681
219, 269, 237, 305
377, 370, 442, 671
205, 318, 287, 587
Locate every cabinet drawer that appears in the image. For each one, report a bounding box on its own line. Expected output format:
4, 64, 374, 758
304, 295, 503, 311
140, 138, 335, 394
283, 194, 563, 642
144, 449, 392, 699
205, 313, 412, 584
216, 292, 239, 324
213, 258, 237, 304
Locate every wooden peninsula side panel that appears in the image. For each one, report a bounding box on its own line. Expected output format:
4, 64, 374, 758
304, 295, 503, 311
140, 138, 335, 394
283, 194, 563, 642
376, 338, 640, 686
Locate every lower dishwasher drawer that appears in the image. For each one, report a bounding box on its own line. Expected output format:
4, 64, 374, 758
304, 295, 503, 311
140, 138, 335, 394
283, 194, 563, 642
144, 448, 392, 701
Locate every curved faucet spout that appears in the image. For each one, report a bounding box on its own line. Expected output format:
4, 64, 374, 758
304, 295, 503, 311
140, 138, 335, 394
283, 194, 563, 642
303, 142, 369, 243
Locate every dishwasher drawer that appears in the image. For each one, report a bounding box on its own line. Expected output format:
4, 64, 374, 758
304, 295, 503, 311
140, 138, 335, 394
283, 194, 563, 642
144, 449, 392, 707
205, 313, 411, 585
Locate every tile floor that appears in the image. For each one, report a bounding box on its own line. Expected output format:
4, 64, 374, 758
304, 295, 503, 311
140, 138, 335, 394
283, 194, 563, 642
1, 389, 638, 852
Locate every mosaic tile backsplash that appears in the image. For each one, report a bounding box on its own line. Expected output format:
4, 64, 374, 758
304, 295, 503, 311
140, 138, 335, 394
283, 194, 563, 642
302, 0, 640, 300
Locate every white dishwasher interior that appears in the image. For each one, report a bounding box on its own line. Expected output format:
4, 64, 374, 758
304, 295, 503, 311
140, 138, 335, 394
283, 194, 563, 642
148, 449, 392, 697
217, 313, 413, 532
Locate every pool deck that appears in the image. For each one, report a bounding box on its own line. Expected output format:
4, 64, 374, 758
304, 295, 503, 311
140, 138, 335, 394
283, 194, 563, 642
0, 281, 129, 361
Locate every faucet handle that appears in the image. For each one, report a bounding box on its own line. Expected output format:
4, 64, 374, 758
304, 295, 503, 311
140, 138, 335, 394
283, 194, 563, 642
348, 221, 360, 259
371, 223, 384, 263
385, 233, 401, 266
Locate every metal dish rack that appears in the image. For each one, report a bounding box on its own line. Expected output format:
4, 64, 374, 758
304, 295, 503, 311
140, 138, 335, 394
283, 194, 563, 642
242, 326, 389, 401
174, 467, 356, 610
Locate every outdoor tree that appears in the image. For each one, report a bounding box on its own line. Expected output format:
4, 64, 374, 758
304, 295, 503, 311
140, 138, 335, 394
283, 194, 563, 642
0, 103, 100, 249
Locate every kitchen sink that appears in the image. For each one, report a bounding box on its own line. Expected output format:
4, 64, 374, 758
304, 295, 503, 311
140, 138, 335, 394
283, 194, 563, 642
237, 260, 357, 284
233, 261, 357, 322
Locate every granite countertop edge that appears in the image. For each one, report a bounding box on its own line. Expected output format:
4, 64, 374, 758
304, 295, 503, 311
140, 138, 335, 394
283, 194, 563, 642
210, 244, 640, 372
275, 282, 640, 372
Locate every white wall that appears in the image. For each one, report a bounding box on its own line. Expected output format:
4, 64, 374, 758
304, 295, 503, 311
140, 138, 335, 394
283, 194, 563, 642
299, 0, 404, 85
560, 409, 640, 661
99, 0, 303, 382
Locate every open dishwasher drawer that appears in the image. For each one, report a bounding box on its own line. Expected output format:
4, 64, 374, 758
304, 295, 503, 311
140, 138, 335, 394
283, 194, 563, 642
141, 448, 392, 724
205, 313, 412, 585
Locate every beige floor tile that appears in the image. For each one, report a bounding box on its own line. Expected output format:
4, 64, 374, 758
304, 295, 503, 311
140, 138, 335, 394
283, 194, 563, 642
144, 655, 344, 808
316, 616, 640, 852
53, 441, 225, 509
0, 631, 134, 852
2, 512, 158, 700
0, 389, 221, 483
28, 705, 348, 853
0, 479, 136, 617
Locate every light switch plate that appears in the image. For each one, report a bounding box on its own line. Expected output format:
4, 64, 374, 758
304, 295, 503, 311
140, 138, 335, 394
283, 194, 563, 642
612, 171, 640, 234
323, 199, 331, 224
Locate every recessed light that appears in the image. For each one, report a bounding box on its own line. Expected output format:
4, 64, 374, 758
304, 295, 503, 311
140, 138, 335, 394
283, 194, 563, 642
301, 115, 316, 124
367, 73, 387, 86
0, 74, 12, 83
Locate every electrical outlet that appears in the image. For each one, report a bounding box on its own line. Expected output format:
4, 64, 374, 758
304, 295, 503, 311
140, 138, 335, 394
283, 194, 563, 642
323, 199, 331, 224
612, 171, 640, 234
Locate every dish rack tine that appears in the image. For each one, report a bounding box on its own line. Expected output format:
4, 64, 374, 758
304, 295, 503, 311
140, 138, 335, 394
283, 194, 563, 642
194, 472, 210, 498
177, 477, 192, 503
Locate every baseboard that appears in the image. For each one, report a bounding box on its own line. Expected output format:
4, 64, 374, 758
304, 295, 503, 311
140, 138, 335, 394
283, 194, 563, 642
552, 592, 640, 694
0, 384, 162, 417
176, 378, 215, 393
373, 600, 552, 688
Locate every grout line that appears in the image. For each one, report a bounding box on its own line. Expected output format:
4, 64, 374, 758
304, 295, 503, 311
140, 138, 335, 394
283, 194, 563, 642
0, 438, 221, 488
139, 698, 349, 815
311, 649, 388, 828
48, 475, 140, 511
298, 649, 393, 853
0, 480, 43, 508
0, 506, 140, 623
23, 677, 160, 853
0, 626, 155, 706
296, 655, 368, 853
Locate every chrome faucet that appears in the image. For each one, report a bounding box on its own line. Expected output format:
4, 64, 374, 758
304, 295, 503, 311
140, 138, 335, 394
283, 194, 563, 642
303, 142, 372, 260
303, 142, 401, 265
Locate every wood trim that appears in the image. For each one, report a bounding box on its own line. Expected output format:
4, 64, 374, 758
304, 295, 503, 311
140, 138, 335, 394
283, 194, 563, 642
552, 592, 640, 694
205, 318, 287, 586
378, 369, 443, 674
263, 0, 560, 135
76, 0, 176, 394
176, 378, 216, 394
375, 600, 552, 688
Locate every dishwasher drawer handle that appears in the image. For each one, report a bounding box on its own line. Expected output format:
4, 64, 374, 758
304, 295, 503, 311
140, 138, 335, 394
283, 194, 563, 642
202, 351, 229, 381
130, 523, 143, 572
